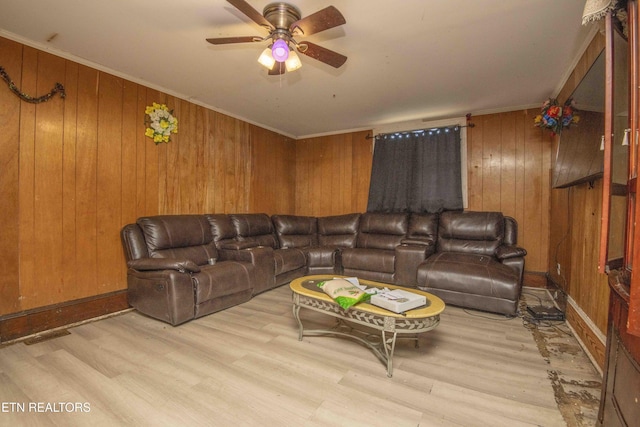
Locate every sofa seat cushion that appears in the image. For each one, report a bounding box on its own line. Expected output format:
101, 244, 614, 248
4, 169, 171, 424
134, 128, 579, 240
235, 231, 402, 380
341, 248, 395, 274
274, 248, 306, 275
192, 261, 252, 304
417, 252, 519, 300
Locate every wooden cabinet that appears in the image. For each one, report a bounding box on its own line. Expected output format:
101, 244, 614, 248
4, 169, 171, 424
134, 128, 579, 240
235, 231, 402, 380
598, 3, 640, 426
598, 277, 640, 426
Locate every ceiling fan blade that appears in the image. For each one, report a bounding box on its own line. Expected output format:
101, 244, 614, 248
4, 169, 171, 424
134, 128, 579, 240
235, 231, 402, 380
206, 36, 262, 45
297, 42, 347, 68
227, 0, 274, 30
268, 62, 286, 75
290, 6, 346, 36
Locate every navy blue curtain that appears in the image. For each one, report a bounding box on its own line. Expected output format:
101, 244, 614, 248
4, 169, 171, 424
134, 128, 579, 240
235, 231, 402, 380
366, 127, 463, 213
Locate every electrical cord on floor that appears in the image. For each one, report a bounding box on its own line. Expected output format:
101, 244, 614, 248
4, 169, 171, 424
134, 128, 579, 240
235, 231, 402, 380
521, 291, 544, 306
461, 308, 520, 321
459, 308, 573, 337
521, 311, 573, 336
460, 296, 547, 322
458, 291, 572, 337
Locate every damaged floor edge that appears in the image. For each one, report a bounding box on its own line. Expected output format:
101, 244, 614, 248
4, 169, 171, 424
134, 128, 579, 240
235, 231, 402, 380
522, 290, 602, 427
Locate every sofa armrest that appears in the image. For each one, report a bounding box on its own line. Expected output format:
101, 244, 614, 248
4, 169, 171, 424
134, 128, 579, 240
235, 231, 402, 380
218, 245, 273, 262
496, 245, 526, 284
127, 268, 195, 325
395, 244, 433, 287
495, 245, 527, 260
400, 238, 434, 247
127, 258, 201, 273
219, 240, 260, 250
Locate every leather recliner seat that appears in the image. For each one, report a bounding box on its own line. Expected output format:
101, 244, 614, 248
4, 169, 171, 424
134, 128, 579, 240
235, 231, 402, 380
121, 210, 527, 325
271, 213, 362, 275
121, 215, 254, 325
416, 211, 526, 316
341, 212, 410, 284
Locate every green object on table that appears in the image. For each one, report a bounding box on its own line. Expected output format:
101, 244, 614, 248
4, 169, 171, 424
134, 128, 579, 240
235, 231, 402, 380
317, 278, 370, 309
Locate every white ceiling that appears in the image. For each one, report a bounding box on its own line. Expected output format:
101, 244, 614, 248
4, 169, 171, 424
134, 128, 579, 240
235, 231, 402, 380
0, 0, 594, 138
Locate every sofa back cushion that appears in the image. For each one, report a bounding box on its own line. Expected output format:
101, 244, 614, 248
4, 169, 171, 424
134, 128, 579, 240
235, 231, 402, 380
206, 214, 237, 247
406, 213, 439, 245
357, 212, 409, 250
230, 213, 278, 248
437, 211, 504, 256
272, 215, 318, 248
317, 213, 360, 247
121, 224, 150, 261
137, 215, 218, 265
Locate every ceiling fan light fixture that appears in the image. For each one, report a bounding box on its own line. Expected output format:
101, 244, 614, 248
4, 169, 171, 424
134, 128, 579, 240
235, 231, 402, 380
285, 49, 302, 72
258, 46, 276, 69
206, 1, 347, 74
271, 38, 289, 62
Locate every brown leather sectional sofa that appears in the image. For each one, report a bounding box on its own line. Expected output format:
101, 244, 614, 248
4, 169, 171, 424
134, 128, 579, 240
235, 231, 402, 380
121, 210, 526, 325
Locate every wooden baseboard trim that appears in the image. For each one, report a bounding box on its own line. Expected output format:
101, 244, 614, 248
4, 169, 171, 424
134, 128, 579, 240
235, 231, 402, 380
565, 296, 606, 373
0, 290, 129, 343
523, 271, 548, 288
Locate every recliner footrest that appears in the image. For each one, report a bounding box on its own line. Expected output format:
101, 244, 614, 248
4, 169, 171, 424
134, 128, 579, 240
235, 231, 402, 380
416, 252, 521, 315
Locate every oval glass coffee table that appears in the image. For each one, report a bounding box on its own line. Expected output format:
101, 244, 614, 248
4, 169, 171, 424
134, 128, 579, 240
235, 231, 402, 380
290, 275, 445, 377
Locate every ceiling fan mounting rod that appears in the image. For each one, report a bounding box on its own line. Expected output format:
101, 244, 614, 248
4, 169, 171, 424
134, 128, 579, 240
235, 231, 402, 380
263, 2, 301, 30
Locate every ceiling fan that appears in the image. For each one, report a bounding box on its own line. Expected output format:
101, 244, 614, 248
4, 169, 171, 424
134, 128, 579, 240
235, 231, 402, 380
206, 0, 347, 75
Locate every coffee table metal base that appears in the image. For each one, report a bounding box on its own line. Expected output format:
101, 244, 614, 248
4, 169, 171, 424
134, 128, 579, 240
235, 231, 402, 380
292, 292, 440, 377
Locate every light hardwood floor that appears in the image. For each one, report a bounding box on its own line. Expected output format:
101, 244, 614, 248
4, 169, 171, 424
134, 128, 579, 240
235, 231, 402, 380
0, 286, 601, 426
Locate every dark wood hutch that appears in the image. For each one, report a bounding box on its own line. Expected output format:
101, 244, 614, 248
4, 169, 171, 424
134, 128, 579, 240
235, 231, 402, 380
598, 2, 640, 425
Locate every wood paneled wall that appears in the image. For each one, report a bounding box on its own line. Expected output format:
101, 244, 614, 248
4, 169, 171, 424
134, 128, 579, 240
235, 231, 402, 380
548, 32, 610, 337
467, 111, 552, 273
0, 31, 607, 349
0, 37, 295, 317
295, 116, 554, 275
295, 116, 553, 276
294, 131, 373, 216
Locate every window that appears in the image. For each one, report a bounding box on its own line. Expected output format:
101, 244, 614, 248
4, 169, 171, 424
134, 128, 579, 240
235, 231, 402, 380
367, 121, 467, 213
